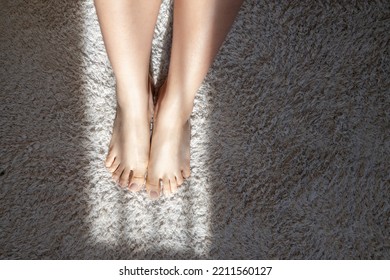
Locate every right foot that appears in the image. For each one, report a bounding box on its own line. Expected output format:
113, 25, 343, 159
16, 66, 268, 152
105, 79, 154, 192
146, 82, 192, 199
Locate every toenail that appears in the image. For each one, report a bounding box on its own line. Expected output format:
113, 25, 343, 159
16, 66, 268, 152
129, 183, 139, 191
149, 191, 159, 199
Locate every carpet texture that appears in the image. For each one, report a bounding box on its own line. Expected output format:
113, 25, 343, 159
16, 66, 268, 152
1, 0, 389, 259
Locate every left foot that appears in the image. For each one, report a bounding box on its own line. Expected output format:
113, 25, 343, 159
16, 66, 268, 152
146, 82, 191, 199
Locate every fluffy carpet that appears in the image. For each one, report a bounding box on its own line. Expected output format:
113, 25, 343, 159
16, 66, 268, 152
1, 0, 389, 259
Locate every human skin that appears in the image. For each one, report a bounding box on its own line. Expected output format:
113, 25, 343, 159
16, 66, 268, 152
94, 0, 161, 191
146, 0, 244, 199
94, 0, 244, 198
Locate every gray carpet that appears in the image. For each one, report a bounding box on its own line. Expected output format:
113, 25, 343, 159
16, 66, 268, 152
1, 0, 389, 259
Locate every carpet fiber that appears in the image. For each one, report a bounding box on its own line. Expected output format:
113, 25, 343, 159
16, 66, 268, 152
1, 0, 389, 259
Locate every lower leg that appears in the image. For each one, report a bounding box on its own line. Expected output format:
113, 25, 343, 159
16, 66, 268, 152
146, 0, 244, 198
94, 0, 160, 90
94, 0, 161, 190
165, 0, 244, 118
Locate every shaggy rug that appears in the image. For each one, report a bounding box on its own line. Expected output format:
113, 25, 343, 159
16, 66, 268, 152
0, 0, 389, 259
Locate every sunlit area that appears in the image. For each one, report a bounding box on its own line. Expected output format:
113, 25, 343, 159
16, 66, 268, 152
81, 0, 212, 257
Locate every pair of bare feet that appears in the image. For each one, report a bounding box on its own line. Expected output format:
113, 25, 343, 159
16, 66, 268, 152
95, 0, 245, 199
105, 78, 191, 199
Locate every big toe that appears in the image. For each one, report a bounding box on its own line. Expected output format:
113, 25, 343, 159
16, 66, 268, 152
128, 170, 146, 192
146, 178, 161, 200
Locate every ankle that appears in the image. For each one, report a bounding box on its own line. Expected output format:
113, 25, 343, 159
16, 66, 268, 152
115, 77, 150, 102
161, 84, 195, 116
115, 73, 150, 93
156, 98, 193, 128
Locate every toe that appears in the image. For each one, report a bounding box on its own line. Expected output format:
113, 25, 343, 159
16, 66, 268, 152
175, 174, 184, 186
181, 168, 191, 179
128, 170, 146, 192
112, 165, 124, 182
162, 178, 171, 196
108, 159, 120, 173
146, 178, 161, 200
105, 150, 115, 168
170, 177, 178, 193
119, 168, 131, 187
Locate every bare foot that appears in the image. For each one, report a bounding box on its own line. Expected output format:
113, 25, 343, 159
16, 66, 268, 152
105, 79, 154, 191
146, 82, 191, 199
